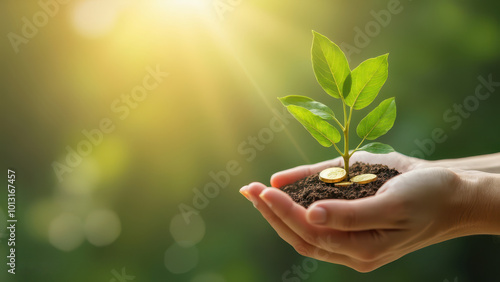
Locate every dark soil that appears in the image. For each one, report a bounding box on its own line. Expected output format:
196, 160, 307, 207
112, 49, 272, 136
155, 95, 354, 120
281, 162, 400, 208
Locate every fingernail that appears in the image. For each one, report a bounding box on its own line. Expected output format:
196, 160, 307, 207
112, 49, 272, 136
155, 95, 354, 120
240, 186, 259, 207
308, 207, 327, 224
239, 186, 250, 200
259, 192, 272, 208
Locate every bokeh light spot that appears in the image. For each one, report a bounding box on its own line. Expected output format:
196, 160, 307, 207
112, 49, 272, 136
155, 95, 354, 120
170, 213, 205, 247
49, 213, 85, 251
164, 243, 199, 274
72, 0, 120, 38
84, 210, 121, 246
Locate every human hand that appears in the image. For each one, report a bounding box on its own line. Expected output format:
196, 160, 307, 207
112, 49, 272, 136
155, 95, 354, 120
240, 153, 488, 272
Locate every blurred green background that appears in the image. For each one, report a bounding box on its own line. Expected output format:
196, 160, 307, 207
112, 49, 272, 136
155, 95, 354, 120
1, 0, 500, 281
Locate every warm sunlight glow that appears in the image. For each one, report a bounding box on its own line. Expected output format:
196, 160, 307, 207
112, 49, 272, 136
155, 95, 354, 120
154, 0, 212, 15
172, 0, 210, 10
72, 0, 121, 38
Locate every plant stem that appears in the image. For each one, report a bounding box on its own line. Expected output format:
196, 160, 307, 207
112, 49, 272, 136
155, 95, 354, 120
332, 142, 343, 156
350, 136, 367, 157
341, 98, 350, 179
343, 127, 350, 178
332, 116, 345, 131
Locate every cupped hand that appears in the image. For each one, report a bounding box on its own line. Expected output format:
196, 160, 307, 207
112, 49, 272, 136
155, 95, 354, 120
240, 153, 471, 272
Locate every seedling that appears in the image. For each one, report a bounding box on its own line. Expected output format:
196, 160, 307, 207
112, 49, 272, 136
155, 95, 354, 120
279, 31, 396, 178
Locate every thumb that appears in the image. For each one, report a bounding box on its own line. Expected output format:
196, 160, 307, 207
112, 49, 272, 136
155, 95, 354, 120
305, 193, 402, 231
271, 158, 342, 188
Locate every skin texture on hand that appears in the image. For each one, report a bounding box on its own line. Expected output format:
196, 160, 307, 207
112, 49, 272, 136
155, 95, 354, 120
240, 152, 500, 272
431, 152, 500, 173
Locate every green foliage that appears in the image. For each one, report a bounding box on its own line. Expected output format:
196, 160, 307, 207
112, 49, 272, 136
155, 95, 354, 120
357, 97, 396, 140
358, 142, 395, 154
345, 54, 389, 110
279, 95, 335, 120
279, 31, 397, 175
284, 105, 341, 147
311, 31, 351, 99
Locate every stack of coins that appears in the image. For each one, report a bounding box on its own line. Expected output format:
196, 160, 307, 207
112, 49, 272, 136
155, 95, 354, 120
334, 181, 353, 187
319, 168, 378, 186
319, 167, 347, 183
351, 174, 378, 184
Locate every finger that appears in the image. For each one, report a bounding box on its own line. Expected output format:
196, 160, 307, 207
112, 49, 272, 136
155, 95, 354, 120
243, 185, 401, 266
306, 193, 403, 231
254, 189, 396, 270
270, 158, 343, 188
242, 183, 316, 251
258, 187, 318, 235
242, 184, 367, 269
258, 188, 352, 248
349, 151, 416, 173
256, 187, 383, 258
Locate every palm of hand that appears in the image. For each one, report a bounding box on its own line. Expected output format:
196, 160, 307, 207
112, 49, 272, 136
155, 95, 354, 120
241, 152, 461, 272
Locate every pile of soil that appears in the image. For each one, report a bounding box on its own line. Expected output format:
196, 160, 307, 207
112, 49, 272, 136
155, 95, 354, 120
281, 162, 400, 208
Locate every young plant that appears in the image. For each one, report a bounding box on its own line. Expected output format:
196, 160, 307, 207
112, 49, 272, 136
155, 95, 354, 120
279, 31, 396, 178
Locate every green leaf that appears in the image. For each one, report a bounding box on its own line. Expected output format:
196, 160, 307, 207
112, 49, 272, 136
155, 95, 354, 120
286, 105, 341, 147
311, 31, 351, 99
278, 95, 335, 120
358, 142, 395, 154
346, 54, 389, 110
357, 98, 396, 140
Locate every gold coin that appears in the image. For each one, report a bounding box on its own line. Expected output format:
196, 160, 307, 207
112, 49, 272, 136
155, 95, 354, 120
351, 174, 378, 184
319, 167, 347, 183
335, 181, 353, 187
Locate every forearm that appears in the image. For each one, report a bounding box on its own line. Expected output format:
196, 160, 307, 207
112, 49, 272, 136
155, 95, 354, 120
431, 153, 500, 173
457, 171, 500, 236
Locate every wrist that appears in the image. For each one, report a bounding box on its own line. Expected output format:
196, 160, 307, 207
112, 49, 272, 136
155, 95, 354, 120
453, 171, 500, 236
425, 158, 459, 170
